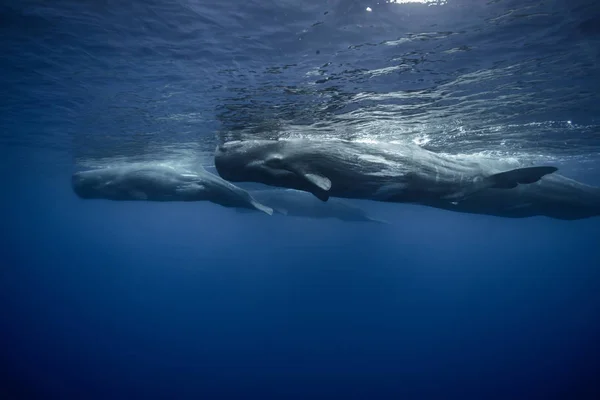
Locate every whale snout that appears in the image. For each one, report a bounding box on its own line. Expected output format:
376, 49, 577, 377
215, 141, 255, 180
71, 171, 102, 199
71, 172, 89, 198
215, 141, 242, 162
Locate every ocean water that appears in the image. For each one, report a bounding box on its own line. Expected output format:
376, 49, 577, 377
2, 0, 600, 398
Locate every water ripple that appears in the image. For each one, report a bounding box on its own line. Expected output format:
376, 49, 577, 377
1, 0, 599, 170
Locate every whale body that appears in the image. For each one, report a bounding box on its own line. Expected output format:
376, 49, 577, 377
246, 188, 388, 223
425, 173, 600, 220
214, 138, 600, 220
71, 164, 273, 215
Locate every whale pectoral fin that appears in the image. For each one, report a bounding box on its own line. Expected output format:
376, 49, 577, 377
276, 161, 331, 201
304, 173, 332, 191
250, 200, 273, 215
288, 169, 331, 201
300, 173, 331, 201
488, 166, 558, 188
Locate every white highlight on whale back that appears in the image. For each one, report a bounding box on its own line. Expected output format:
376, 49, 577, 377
75, 146, 215, 175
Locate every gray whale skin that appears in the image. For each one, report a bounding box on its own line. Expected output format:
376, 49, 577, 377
214, 139, 600, 220
71, 164, 273, 215
244, 189, 388, 223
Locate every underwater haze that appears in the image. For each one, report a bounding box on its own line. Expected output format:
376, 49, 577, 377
2, 0, 600, 398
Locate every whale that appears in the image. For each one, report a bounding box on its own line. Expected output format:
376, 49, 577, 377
423, 173, 600, 220
241, 188, 389, 223
71, 164, 273, 215
213, 138, 559, 203
214, 138, 600, 220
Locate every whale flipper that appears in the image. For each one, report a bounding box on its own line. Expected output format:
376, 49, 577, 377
444, 166, 558, 202
250, 200, 274, 215
273, 160, 332, 201
488, 166, 558, 189
301, 173, 331, 201
304, 173, 332, 191
294, 170, 331, 201
290, 169, 330, 201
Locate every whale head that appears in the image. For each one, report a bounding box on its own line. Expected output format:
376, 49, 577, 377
215, 140, 294, 185
71, 169, 120, 199
215, 139, 333, 201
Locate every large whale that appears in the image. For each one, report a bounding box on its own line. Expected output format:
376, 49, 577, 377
71, 164, 273, 215
424, 173, 600, 220
243, 188, 388, 223
214, 138, 600, 220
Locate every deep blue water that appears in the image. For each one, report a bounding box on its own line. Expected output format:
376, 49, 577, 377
2, 0, 600, 398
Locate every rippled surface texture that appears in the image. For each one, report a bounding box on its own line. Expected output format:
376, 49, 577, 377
3, 0, 600, 168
